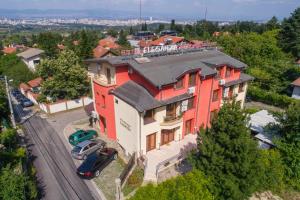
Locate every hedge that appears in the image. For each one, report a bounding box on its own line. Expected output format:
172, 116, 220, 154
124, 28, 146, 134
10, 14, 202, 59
247, 86, 299, 108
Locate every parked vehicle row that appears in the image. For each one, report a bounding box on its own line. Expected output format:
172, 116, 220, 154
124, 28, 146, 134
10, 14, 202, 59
11, 89, 34, 107
68, 129, 118, 179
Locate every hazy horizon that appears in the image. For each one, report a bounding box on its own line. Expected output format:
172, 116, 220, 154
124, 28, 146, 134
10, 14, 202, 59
0, 0, 299, 21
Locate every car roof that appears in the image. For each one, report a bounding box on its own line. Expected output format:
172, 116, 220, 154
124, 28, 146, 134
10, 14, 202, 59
76, 140, 93, 147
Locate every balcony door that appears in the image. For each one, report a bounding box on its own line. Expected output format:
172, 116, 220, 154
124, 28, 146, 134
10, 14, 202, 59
146, 133, 156, 152
161, 129, 175, 145
106, 68, 111, 84
166, 103, 176, 121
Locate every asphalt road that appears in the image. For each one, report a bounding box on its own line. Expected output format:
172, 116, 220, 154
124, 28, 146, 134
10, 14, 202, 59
13, 101, 99, 200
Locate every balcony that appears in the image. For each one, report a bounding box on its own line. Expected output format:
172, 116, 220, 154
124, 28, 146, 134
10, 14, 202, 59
93, 74, 115, 87
160, 114, 183, 127
144, 117, 156, 125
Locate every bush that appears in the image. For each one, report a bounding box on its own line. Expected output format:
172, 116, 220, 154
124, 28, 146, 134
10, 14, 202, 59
0, 129, 17, 148
248, 86, 298, 108
127, 167, 144, 186
130, 170, 214, 200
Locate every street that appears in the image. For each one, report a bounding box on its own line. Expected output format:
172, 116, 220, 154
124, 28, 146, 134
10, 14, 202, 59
12, 100, 102, 200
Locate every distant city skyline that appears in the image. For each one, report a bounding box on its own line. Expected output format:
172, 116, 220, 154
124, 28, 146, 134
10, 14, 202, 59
0, 0, 299, 20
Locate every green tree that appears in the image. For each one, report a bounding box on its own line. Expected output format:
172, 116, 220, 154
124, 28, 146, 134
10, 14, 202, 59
130, 170, 214, 200
0, 165, 26, 200
141, 22, 148, 31
37, 32, 62, 57
38, 49, 89, 100
107, 29, 118, 38
0, 82, 8, 121
117, 29, 130, 47
266, 16, 280, 31
279, 7, 300, 58
157, 23, 165, 33
190, 101, 262, 200
170, 19, 176, 31
276, 102, 300, 190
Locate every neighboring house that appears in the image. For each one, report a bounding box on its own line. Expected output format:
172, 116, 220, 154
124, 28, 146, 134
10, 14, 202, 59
249, 110, 278, 149
98, 37, 120, 49
19, 77, 42, 104
2, 46, 17, 54
93, 45, 118, 58
86, 49, 253, 158
17, 48, 44, 71
291, 77, 300, 99
138, 35, 189, 48
133, 31, 155, 40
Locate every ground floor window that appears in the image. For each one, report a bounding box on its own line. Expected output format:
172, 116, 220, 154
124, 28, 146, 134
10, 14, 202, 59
146, 133, 156, 152
161, 129, 175, 145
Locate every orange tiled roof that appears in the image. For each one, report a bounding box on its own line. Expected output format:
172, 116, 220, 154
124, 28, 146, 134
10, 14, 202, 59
3, 47, 17, 54
292, 77, 300, 87
93, 46, 109, 58
150, 35, 185, 46
27, 77, 42, 88
98, 37, 120, 49
138, 40, 153, 48
19, 83, 31, 91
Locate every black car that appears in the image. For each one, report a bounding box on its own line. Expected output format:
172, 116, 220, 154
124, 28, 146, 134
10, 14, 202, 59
77, 148, 117, 178
21, 98, 34, 107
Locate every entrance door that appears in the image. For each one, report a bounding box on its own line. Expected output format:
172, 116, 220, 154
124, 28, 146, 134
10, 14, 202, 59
99, 115, 107, 134
185, 119, 193, 135
161, 129, 175, 145
146, 133, 156, 152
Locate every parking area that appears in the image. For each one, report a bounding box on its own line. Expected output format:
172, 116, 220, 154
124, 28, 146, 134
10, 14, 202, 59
46, 108, 126, 200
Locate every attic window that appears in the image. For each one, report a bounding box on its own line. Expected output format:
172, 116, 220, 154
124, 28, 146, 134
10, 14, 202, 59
134, 57, 151, 64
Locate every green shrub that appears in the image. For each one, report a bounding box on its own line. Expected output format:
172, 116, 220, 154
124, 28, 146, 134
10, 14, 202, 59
248, 86, 298, 108
127, 167, 144, 186
0, 129, 17, 148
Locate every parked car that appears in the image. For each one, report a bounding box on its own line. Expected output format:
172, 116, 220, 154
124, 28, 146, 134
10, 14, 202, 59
12, 89, 21, 97
21, 98, 34, 107
68, 129, 97, 146
71, 140, 106, 160
15, 94, 25, 101
77, 148, 118, 178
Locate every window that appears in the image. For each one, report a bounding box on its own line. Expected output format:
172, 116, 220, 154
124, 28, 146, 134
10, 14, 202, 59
187, 97, 195, 110
101, 95, 106, 108
228, 86, 234, 99
175, 77, 184, 89
144, 109, 155, 125
210, 110, 218, 123
225, 67, 231, 78
185, 119, 193, 134
188, 72, 197, 87
238, 83, 244, 93
106, 68, 111, 84
216, 68, 221, 79
212, 90, 219, 102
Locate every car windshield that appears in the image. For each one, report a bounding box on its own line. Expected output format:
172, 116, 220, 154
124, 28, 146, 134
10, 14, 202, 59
73, 146, 82, 153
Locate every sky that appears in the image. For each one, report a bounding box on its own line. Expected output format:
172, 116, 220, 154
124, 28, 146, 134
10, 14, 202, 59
0, 0, 299, 20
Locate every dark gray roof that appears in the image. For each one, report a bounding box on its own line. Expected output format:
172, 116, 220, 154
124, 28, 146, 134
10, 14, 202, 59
86, 50, 247, 87
224, 73, 254, 87
111, 81, 161, 112
111, 81, 193, 112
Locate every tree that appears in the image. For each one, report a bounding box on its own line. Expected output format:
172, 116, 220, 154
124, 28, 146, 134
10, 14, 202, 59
279, 7, 300, 58
107, 29, 118, 38
141, 22, 148, 31
129, 26, 134, 35
37, 32, 62, 57
276, 101, 300, 190
170, 19, 176, 31
190, 101, 262, 200
130, 170, 214, 200
0, 165, 26, 200
0, 40, 3, 56
117, 29, 130, 47
157, 23, 165, 33
266, 16, 280, 31
38, 49, 89, 101
0, 82, 8, 122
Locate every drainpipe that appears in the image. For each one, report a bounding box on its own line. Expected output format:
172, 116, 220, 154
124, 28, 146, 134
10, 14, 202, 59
206, 77, 214, 127
139, 112, 143, 157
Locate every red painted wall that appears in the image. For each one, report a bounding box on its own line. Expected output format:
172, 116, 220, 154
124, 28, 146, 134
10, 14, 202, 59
93, 81, 117, 140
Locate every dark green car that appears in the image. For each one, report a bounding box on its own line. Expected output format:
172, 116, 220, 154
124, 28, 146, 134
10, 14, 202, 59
68, 130, 98, 146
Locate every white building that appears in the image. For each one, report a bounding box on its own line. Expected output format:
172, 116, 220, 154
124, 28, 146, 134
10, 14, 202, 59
291, 77, 300, 99
17, 48, 44, 71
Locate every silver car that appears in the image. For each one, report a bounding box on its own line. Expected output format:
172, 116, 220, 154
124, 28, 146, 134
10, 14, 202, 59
71, 140, 106, 160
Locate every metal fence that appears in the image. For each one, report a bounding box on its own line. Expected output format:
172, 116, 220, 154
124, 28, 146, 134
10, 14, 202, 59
119, 152, 136, 186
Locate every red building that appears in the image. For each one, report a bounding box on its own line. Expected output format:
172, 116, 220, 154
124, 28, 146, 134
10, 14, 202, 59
86, 49, 253, 156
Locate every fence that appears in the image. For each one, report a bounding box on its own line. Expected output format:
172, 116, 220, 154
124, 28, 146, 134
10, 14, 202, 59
119, 152, 136, 187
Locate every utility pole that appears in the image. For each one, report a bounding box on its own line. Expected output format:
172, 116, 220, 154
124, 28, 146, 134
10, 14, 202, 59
4, 76, 16, 128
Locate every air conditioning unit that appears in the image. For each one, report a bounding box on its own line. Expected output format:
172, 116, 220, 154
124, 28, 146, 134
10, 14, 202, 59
187, 86, 195, 94
181, 100, 188, 112
219, 79, 225, 85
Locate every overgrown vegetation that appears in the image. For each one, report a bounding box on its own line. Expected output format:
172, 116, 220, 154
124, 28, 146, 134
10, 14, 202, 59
130, 170, 214, 200
123, 166, 144, 196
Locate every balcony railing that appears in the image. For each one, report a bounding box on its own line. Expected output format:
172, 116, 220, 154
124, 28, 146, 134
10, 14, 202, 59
163, 114, 182, 123
94, 75, 115, 86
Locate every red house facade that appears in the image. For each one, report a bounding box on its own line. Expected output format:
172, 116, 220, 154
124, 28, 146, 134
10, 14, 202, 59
86, 49, 253, 156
